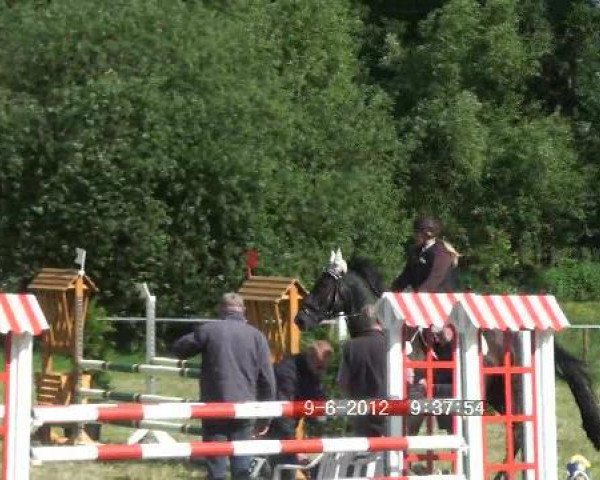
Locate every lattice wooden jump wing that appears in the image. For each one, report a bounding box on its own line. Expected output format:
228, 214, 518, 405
28, 269, 97, 406
238, 276, 308, 363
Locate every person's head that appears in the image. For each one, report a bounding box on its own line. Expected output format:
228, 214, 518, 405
413, 217, 442, 246
219, 292, 246, 318
361, 303, 382, 331
426, 324, 454, 346
305, 340, 333, 376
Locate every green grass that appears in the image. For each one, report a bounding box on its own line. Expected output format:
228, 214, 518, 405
14, 303, 600, 478
29, 367, 204, 479
555, 301, 600, 477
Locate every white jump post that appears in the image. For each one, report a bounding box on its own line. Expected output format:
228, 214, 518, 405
137, 282, 157, 396
453, 304, 484, 479
4, 333, 33, 480
377, 296, 403, 476
520, 330, 535, 480
378, 293, 482, 477
535, 330, 558, 480
129, 283, 175, 446
0, 294, 49, 480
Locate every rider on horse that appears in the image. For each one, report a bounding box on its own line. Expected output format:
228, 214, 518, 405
391, 217, 460, 293
392, 217, 460, 433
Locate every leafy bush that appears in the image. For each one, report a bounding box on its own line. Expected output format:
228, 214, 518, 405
536, 260, 600, 301
85, 301, 115, 388
0, 0, 405, 334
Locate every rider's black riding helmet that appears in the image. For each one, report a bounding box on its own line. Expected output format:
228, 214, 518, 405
414, 217, 442, 238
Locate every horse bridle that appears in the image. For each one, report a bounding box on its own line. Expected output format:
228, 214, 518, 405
299, 268, 358, 324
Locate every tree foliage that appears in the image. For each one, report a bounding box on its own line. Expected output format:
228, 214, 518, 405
0, 0, 404, 319
0, 0, 599, 332
371, 0, 587, 287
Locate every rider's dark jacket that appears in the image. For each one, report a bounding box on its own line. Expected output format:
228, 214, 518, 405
391, 239, 457, 434
391, 240, 458, 292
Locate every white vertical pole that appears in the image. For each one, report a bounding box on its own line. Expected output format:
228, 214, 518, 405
455, 305, 484, 479
337, 312, 348, 343
450, 316, 464, 475
535, 331, 558, 480
520, 330, 535, 480
4, 333, 33, 480
145, 291, 157, 395
377, 295, 403, 476
138, 283, 157, 395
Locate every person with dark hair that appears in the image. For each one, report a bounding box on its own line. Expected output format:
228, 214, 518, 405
171, 292, 276, 480
261, 340, 333, 479
391, 217, 460, 293
337, 304, 387, 437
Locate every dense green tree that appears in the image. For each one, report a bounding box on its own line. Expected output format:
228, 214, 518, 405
568, 3, 600, 232
1, 0, 599, 313
370, 0, 585, 288
0, 0, 404, 321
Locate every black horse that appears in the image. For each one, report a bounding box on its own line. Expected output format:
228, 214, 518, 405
295, 254, 385, 336
295, 253, 600, 479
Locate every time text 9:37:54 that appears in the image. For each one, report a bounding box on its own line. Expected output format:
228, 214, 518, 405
301, 399, 486, 416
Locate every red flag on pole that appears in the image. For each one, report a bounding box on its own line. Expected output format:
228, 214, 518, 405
245, 249, 259, 279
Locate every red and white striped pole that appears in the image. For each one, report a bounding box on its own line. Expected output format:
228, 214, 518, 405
32, 399, 411, 424
31, 435, 466, 463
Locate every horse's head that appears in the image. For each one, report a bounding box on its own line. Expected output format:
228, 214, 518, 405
295, 249, 351, 331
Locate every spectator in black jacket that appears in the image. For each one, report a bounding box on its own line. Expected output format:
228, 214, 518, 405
171, 292, 276, 480
337, 304, 387, 437
263, 340, 333, 479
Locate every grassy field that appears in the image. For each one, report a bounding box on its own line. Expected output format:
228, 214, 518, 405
28, 366, 202, 479
18, 302, 600, 478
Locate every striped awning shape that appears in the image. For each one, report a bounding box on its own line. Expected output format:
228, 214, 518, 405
460, 293, 569, 331
384, 292, 464, 329
382, 292, 569, 331
0, 294, 49, 335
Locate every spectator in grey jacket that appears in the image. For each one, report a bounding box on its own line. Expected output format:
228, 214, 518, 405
171, 292, 276, 480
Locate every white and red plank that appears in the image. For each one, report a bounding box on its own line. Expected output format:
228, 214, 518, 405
32, 400, 410, 424
31, 435, 466, 463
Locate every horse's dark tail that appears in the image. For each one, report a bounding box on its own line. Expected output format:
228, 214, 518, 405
555, 341, 600, 450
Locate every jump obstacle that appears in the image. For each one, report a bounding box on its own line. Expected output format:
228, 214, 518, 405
0, 287, 569, 480
9, 254, 312, 449
79, 278, 308, 443
0, 249, 569, 478
378, 292, 566, 479
26, 260, 204, 444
